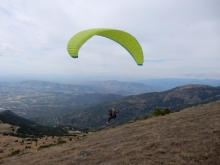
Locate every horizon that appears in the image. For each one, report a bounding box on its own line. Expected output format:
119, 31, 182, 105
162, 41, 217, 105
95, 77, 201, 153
1, 74, 220, 90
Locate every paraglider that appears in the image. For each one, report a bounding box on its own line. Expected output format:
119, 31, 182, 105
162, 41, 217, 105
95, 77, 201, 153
67, 28, 144, 65
106, 107, 119, 124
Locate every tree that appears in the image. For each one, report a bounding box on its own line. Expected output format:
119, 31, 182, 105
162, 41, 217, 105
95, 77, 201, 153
151, 108, 163, 117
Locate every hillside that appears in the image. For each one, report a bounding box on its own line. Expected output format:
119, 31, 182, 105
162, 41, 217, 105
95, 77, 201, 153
0, 100, 219, 165
0, 111, 88, 159
0, 110, 36, 126
0, 110, 69, 137
61, 84, 220, 128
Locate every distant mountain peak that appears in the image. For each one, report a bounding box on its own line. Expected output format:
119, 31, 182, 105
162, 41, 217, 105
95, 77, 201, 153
172, 84, 211, 91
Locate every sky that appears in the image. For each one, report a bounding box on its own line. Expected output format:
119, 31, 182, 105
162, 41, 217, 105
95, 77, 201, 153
0, 0, 220, 82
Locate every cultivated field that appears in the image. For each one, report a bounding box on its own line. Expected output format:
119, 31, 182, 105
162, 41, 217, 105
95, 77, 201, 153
0, 100, 220, 165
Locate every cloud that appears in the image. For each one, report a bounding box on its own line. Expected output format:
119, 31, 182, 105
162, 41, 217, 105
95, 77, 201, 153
0, 0, 220, 80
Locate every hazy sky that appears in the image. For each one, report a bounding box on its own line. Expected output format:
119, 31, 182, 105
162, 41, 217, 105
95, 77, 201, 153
0, 0, 220, 81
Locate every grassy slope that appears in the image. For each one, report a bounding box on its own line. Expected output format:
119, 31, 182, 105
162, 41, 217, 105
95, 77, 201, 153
0, 101, 220, 165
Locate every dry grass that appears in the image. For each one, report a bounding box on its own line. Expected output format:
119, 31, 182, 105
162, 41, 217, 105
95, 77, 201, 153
0, 100, 220, 165
0, 124, 13, 134
0, 135, 77, 158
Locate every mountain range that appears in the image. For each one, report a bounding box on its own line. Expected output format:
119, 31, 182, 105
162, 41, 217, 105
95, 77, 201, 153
61, 84, 220, 128
0, 80, 160, 96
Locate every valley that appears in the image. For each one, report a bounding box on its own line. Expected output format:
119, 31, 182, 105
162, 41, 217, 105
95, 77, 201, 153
0, 80, 129, 125
0, 81, 220, 128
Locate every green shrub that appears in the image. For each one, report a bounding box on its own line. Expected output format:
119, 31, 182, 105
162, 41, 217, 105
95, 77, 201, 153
164, 108, 171, 114
151, 108, 163, 117
38, 144, 52, 150
10, 149, 20, 156
58, 140, 66, 144
151, 108, 172, 117
134, 117, 140, 121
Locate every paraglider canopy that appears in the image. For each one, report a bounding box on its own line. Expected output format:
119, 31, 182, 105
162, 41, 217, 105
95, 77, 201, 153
67, 28, 144, 65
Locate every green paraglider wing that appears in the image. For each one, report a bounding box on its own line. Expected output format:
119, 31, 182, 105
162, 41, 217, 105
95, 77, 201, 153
67, 28, 144, 65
